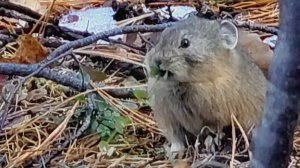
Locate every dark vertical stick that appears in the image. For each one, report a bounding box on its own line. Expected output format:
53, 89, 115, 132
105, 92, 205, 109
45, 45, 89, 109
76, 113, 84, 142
250, 1, 300, 168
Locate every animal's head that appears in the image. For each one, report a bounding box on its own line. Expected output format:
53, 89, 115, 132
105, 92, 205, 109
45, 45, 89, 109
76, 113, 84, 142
145, 16, 239, 83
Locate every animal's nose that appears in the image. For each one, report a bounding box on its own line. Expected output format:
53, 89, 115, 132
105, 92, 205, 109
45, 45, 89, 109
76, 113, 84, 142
155, 60, 162, 67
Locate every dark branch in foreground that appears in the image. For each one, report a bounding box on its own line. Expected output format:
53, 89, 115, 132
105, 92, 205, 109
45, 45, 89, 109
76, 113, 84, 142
0, 65, 85, 91
250, 0, 300, 167
0, 1, 42, 20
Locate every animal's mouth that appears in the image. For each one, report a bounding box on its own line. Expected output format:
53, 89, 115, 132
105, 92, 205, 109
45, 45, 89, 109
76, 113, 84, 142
158, 69, 174, 79
150, 65, 174, 79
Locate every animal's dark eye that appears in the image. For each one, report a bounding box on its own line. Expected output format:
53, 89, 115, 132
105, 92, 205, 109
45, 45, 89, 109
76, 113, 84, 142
180, 38, 190, 48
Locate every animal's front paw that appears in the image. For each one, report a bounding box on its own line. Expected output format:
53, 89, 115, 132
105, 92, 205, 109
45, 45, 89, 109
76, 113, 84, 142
165, 141, 185, 159
164, 142, 185, 160
171, 142, 185, 153
204, 133, 225, 153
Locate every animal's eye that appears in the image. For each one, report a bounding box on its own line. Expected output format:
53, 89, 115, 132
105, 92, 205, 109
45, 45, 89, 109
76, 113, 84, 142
180, 38, 190, 48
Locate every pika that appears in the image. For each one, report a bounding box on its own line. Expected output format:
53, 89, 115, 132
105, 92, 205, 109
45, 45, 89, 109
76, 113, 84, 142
144, 15, 266, 152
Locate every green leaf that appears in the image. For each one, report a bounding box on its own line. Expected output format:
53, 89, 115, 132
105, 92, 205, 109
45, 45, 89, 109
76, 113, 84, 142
133, 89, 148, 100
115, 122, 124, 134
99, 140, 109, 151
104, 110, 112, 117
98, 124, 111, 138
112, 111, 120, 117
102, 120, 115, 129
91, 120, 99, 132
94, 99, 108, 111
150, 65, 160, 77
118, 116, 131, 126
74, 95, 86, 103
74, 108, 83, 118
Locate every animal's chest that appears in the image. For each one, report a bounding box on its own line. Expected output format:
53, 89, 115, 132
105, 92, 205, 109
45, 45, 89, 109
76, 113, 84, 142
159, 84, 219, 133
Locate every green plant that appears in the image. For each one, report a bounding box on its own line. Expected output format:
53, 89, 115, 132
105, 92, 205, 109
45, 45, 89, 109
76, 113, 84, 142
133, 89, 148, 100
90, 95, 131, 147
68, 93, 131, 156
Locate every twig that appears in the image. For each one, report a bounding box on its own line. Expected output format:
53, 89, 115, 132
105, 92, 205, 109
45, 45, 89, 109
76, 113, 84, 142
0, 7, 37, 25
166, 5, 177, 22
230, 114, 237, 168
137, 32, 154, 48
0, 63, 143, 99
231, 114, 250, 154
197, 2, 279, 35
137, 154, 165, 168
230, 19, 278, 35
0, 1, 42, 20
45, 23, 175, 62
0, 65, 84, 90
104, 37, 146, 55
0, 34, 14, 47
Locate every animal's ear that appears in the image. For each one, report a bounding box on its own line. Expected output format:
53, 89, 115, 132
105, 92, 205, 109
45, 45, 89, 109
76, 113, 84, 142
220, 20, 238, 50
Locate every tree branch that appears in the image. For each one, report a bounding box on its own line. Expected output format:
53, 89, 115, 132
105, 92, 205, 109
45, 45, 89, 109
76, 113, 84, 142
0, 1, 42, 20
250, 0, 300, 167
45, 23, 175, 62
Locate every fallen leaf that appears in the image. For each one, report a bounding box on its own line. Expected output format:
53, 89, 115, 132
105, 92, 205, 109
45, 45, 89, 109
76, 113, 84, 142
80, 65, 108, 82
124, 33, 138, 46
26, 88, 47, 101
0, 35, 48, 64
238, 30, 273, 75
14, 34, 48, 64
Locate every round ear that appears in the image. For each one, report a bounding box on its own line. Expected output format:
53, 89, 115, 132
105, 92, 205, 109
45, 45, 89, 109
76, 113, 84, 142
220, 20, 238, 50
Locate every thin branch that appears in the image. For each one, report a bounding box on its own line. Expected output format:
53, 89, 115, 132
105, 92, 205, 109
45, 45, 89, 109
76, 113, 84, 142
0, 1, 42, 20
45, 23, 175, 62
230, 19, 278, 35
0, 7, 37, 25
197, 2, 279, 35
0, 64, 84, 90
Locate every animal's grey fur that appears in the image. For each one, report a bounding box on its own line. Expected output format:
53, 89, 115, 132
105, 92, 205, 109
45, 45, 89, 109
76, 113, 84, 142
144, 15, 266, 152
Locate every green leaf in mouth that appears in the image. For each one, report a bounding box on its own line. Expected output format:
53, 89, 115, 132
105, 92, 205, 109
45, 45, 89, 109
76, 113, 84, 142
133, 89, 149, 100
150, 65, 160, 77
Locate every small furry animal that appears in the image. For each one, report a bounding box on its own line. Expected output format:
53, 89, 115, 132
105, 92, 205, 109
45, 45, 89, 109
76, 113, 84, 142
144, 15, 266, 152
